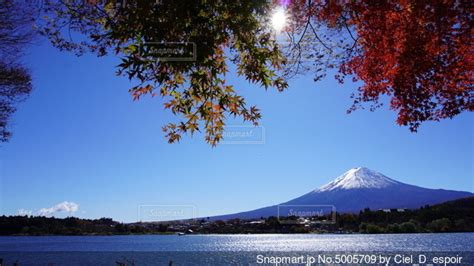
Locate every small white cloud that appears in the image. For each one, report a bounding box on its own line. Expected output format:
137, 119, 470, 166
37, 201, 79, 217
18, 209, 32, 216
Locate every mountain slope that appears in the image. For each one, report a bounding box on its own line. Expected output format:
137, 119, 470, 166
211, 167, 473, 220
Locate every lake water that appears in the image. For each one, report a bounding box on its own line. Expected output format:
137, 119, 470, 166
1, 233, 473, 265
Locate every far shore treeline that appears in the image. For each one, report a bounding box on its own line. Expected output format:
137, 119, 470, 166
1, 197, 473, 236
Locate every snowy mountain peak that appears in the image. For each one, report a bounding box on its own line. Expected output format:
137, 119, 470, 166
211, 167, 473, 220
316, 167, 400, 191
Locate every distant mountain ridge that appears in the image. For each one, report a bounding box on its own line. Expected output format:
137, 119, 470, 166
211, 167, 473, 220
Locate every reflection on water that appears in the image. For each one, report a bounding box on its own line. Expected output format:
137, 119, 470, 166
0, 233, 473, 252
0, 234, 473, 265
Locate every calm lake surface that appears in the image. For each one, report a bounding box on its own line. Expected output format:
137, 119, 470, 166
1, 233, 473, 265
1, 233, 474, 252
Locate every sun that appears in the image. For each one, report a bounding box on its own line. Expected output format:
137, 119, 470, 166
271, 7, 287, 32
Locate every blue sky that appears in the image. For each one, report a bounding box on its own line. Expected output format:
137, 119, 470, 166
0, 38, 472, 222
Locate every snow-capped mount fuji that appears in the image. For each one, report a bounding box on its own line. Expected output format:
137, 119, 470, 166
210, 167, 473, 220
316, 167, 400, 191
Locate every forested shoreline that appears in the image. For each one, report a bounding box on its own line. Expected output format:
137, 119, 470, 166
1, 197, 472, 236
